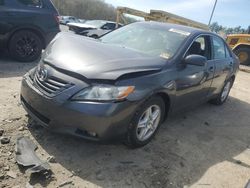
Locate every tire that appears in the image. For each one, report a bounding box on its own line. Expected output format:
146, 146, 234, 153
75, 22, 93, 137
125, 96, 166, 148
9, 30, 42, 62
234, 47, 250, 65
209, 79, 233, 105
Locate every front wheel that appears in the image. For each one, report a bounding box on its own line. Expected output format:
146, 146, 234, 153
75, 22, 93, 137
209, 79, 233, 105
125, 96, 166, 148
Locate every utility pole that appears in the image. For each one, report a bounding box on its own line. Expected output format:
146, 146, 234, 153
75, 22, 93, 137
208, 0, 218, 26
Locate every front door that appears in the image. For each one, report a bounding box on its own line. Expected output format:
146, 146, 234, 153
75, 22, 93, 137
174, 35, 215, 111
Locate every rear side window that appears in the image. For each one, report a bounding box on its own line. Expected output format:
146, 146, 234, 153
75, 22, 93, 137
225, 45, 231, 58
17, 0, 42, 8
212, 36, 226, 59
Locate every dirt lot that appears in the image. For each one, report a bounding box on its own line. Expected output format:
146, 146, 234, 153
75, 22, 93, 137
1, 52, 250, 188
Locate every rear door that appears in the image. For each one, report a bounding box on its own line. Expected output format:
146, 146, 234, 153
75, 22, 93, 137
0, 0, 44, 32
209, 35, 233, 96
0, 0, 12, 48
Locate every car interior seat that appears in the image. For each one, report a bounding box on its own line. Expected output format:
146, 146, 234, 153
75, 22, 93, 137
188, 41, 202, 55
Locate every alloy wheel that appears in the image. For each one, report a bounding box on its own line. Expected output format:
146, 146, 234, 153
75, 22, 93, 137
15, 35, 38, 58
136, 105, 161, 141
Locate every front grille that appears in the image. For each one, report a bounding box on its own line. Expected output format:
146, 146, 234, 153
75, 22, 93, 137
34, 71, 73, 96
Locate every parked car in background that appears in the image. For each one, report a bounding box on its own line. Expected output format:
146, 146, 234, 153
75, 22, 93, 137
21, 22, 239, 148
67, 20, 123, 38
0, 0, 60, 62
78, 19, 86, 23
60, 16, 79, 25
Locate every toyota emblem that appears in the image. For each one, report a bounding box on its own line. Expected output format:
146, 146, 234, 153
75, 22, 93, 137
38, 68, 48, 82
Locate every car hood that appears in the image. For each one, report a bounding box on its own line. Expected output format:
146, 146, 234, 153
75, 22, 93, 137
43, 33, 166, 80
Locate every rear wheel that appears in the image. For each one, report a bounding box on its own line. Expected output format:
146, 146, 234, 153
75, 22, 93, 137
9, 30, 42, 62
209, 79, 233, 105
125, 96, 166, 148
234, 47, 250, 65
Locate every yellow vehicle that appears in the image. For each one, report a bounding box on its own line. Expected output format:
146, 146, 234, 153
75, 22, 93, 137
226, 34, 250, 65
116, 7, 208, 30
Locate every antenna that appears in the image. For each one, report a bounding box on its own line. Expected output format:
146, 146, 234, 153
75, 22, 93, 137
208, 0, 218, 26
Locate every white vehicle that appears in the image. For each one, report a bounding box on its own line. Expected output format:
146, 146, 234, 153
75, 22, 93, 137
60, 16, 79, 25
67, 20, 123, 38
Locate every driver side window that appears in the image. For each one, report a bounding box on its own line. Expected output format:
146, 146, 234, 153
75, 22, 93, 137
186, 36, 211, 60
17, 0, 42, 7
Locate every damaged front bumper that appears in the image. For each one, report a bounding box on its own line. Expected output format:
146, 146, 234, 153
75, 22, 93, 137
20, 74, 138, 141
16, 136, 50, 173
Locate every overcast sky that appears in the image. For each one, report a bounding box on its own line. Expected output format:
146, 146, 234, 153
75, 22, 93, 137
105, 0, 249, 28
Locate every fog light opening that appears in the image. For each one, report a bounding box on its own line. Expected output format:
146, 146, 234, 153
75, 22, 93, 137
75, 128, 98, 138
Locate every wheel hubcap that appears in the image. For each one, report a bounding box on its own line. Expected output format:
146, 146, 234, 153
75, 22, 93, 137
16, 35, 38, 58
136, 105, 161, 141
221, 82, 231, 102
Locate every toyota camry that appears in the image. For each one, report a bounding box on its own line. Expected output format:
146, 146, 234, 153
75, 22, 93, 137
20, 22, 239, 148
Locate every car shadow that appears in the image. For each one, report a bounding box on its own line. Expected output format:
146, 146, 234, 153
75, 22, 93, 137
27, 96, 250, 187
0, 50, 38, 78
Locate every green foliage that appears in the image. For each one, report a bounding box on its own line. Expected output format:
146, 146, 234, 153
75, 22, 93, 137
52, 0, 117, 21
209, 22, 250, 35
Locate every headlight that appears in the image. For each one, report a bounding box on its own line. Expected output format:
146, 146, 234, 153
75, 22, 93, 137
72, 85, 135, 101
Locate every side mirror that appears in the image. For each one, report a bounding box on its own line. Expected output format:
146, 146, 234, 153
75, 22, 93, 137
184, 55, 207, 66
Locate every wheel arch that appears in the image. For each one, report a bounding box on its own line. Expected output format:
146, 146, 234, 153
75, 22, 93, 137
7, 27, 46, 49
230, 75, 236, 84
155, 92, 171, 120
233, 43, 250, 51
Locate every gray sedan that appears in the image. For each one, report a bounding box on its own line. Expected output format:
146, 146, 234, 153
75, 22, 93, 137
20, 22, 239, 148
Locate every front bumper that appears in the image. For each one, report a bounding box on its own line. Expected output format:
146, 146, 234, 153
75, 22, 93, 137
20, 74, 138, 141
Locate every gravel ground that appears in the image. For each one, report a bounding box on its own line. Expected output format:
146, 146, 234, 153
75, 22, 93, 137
1, 51, 250, 188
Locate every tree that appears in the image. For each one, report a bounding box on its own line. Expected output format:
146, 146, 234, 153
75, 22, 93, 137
52, 0, 117, 21
209, 22, 248, 34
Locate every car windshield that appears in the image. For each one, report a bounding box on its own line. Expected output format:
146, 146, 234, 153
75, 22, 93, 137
100, 22, 190, 58
84, 20, 106, 28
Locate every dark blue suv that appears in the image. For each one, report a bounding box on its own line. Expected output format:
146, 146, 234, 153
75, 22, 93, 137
0, 0, 60, 62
